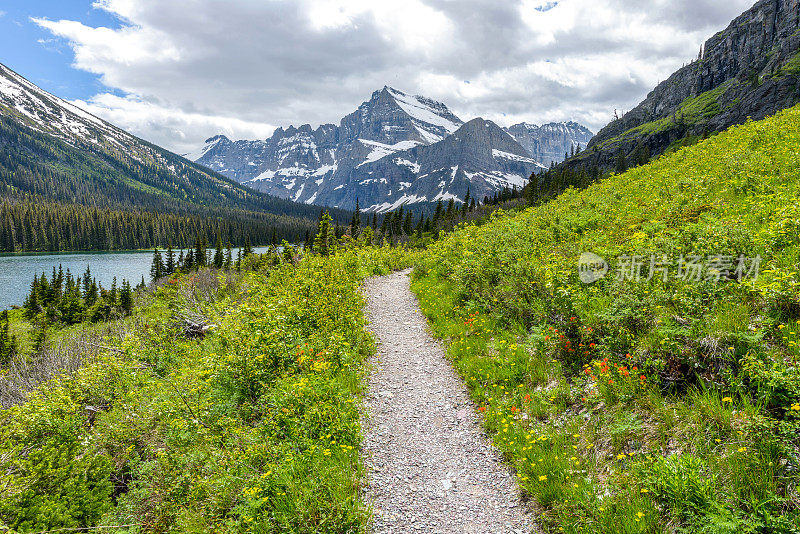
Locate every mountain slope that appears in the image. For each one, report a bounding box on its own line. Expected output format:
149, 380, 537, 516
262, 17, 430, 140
566, 0, 800, 170
0, 62, 349, 251
415, 102, 800, 531
193, 87, 557, 212
504, 121, 593, 166
308, 118, 544, 212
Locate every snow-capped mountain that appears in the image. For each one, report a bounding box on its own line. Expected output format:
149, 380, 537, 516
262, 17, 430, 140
504, 121, 594, 167
191, 87, 551, 212
0, 62, 143, 153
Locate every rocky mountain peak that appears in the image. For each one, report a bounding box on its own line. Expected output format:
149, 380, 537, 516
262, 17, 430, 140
190, 87, 587, 212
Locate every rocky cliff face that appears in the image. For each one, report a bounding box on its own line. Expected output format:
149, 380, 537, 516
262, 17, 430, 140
575, 0, 800, 169
190, 87, 562, 212
505, 121, 593, 166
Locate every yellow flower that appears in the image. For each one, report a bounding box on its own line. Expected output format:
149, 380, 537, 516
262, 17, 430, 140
791, 403, 800, 411
722, 396, 733, 403
538, 475, 548, 481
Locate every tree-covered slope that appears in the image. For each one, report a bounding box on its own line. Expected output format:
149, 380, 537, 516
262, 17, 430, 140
413, 105, 800, 531
0, 63, 350, 251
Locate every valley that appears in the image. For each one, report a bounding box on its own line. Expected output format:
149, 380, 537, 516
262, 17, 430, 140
1, 0, 799, 533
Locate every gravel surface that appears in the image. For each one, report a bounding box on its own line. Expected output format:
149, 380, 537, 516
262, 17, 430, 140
362, 270, 536, 534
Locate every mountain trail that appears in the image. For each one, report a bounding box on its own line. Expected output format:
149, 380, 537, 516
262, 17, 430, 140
362, 269, 535, 534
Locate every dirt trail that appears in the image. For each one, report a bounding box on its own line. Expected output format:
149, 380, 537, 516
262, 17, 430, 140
362, 269, 534, 534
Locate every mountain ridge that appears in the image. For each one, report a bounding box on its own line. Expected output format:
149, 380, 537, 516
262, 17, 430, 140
0, 62, 349, 251
562, 0, 800, 171
191, 87, 590, 212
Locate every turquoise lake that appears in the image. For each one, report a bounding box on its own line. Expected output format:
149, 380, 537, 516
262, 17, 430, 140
0, 247, 271, 311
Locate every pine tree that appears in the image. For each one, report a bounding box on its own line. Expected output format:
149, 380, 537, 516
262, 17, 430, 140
24, 274, 40, 319
119, 280, 133, 315
350, 197, 361, 236
165, 245, 176, 275
403, 211, 413, 235
314, 211, 335, 256
150, 248, 164, 281
243, 236, 253, 257
195, 236, 206, 267
86, 279, 99, 307
225, 242, 232, 269
433, 200, 443, 222
0, 310, 17, 365
82, 266, 93, 299
109, 277, 118, 306
213, 234, 224, 269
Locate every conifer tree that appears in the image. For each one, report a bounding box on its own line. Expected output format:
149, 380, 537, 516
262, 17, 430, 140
150, 248, 164, 281
165, 245, 176, 275
225, 242, 233, 269
0, 310, 17, 365
314, 211, 335, 257
350, 197, 361, 236
119, 280, 133, 315
213, 234, 224, 269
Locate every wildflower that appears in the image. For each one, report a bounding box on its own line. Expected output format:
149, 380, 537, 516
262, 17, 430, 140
722, 396, 733, 403
791, 403, 800, 411
524, 394, 532, 402
738, 447, 747, 453
538, 475, 547, 481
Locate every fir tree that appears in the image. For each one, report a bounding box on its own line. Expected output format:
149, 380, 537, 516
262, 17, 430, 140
350, 197, 361, 236
119, 280, 133, 315
225, 242, 233, 269
213, 234, 224, 269
165, 245, 176, 275
314, 211, 335, 257
0, 310, 17, 365
150, 248, 165, 281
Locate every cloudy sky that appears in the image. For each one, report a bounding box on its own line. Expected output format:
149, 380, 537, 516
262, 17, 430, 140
2, 0, 754, 154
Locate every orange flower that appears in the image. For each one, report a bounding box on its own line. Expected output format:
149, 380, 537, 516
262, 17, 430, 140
608, 379, 614, 385
478, 406, 487, 412
524, 394, 532, 402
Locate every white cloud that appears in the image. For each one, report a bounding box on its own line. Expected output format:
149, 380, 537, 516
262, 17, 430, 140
34, 0, 754, 154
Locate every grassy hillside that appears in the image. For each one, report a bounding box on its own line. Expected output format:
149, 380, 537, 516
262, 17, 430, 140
0, 247, 414, 533
412, 105, 800, 532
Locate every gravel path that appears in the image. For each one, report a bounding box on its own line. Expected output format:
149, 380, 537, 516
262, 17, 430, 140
362, 270, 535, 534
